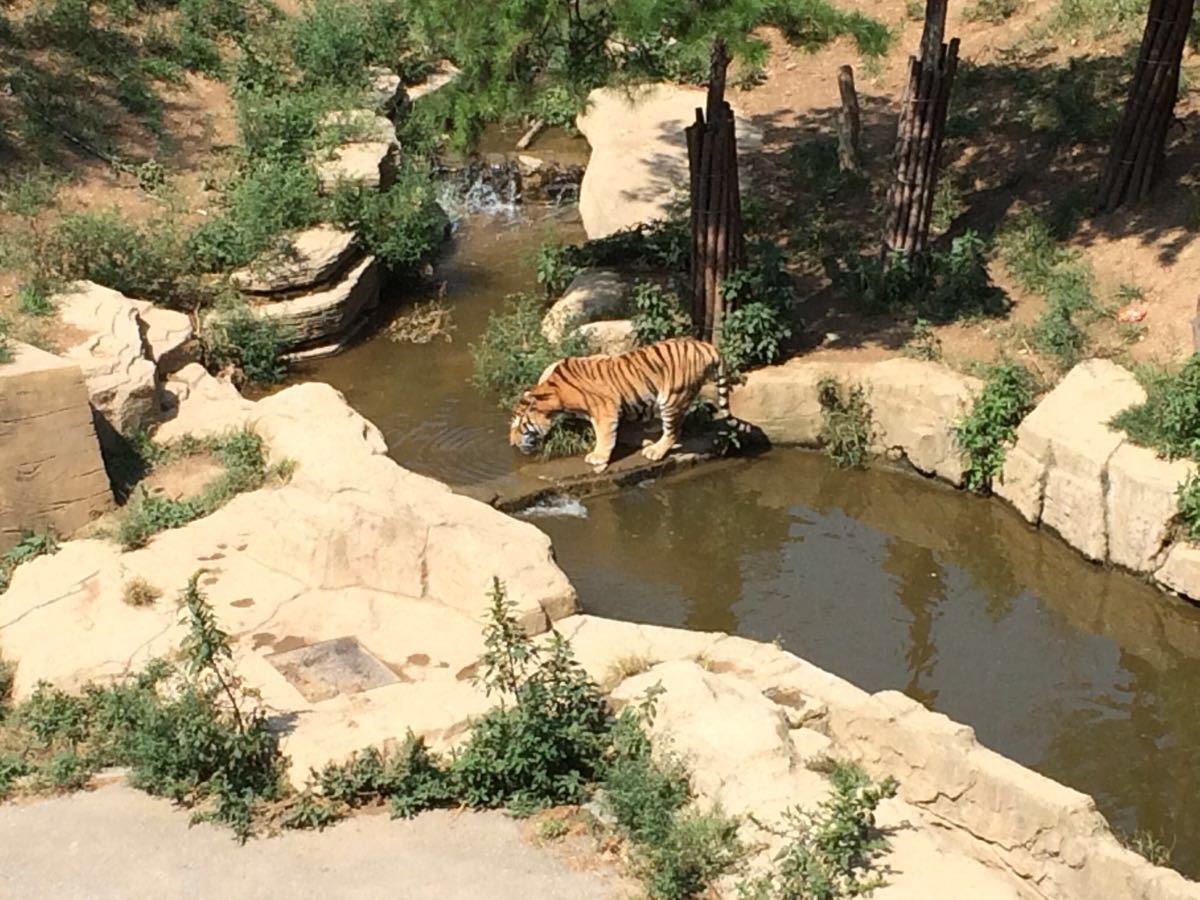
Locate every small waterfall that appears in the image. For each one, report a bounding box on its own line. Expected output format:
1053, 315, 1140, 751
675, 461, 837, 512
435, 157, 522, 224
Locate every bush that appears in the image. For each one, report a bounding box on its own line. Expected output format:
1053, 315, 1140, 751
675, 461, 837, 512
0, 317, 11, 364
45, 212, 196, 307
291, 0, 421, 88
332, 174, 448, 272
742, 762, 897, 899
114, 431, 278, 549
204, 297, 290, 385
453, 580, 613, 813
847, 231, 1007, 323
818, 378, 873, 469
1177, 473, 1200, 542
471, 293, 591, 409
535, 220, 691, 300
0, 574, 286, 837
631, 281, 693, 346
17, 283, 54, 316
1112, 356, 1200, 462
718, 247, 794, 372
964, 0, 1020, 23
955, 360, 1037, 494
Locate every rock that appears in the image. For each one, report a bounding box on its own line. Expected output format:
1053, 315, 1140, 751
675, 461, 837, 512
577, 319, 637, 355
0, 382, 578, 780
155, 363, 255, 445
0, 342, 112, 551
1156, 543, 1200, 603
230, 226, 360, 295
996, 360, 1145, 562
1106, 444, 1195, 573
314, 111, 399, 195
364, 67, 403, 113
56, 281, 160, 440
541, 269, 630, 345
399, 59, 461, 109
516, 154, 584, 204
575, 84, 762, 239
729, 358, 855, 446
131, 302, 197, 377
864, 358, 981, 485
255, 255, 382, 352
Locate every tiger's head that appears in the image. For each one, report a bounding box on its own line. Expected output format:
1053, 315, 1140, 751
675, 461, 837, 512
509, 384, 563, 455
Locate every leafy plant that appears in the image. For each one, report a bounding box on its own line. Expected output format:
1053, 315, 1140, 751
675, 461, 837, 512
1118, 828, 1175, 868
718, 247, 794, 372
1177, 473, 1200, 543
470, 293, 592, 409
964, 0, 1020, 23
17, 283, 55, 317
631, 281, 693, 346
742, 762, 898, 900
1112, 356, 1200, 462
818, 378, 873, 469
204, 297, 290, 385
0, 318, 11, 364
902, 319, 942, 361
332, 173, 448, 272
453, 579, 613, 813
955, 360, 1037, 494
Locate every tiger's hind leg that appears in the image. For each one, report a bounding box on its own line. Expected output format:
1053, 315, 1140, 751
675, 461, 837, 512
642, 395, 687, 462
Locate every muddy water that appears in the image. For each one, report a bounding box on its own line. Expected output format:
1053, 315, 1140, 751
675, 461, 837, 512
293, 205, 587, 484
298, 202, 1200, 878
535, 453, 1200, 876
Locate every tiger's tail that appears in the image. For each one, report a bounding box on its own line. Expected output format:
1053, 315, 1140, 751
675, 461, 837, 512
713, 349, 752, 448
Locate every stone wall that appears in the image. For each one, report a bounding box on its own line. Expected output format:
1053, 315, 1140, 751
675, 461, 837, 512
731, 355, 1200, 604
0, 342, 112, 551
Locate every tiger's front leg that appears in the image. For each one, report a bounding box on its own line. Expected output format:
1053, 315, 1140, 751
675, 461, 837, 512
584, 407, 619, 472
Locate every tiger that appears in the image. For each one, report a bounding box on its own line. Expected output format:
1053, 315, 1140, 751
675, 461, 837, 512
509, 336, 746, 472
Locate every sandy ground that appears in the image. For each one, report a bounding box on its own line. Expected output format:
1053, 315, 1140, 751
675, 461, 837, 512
0, 783, 626, 900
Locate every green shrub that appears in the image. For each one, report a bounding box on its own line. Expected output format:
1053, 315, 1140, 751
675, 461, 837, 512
471, 293, 592, 409
718, 247, 794, 372
0, 317, 11, 364
332, 174, 447, 272
1050, 0, 1145, 37
45, 212, 195, 307
0, 655, 13, 712
955, 360, 1037, 494
902, 319, 942, 361
291, 0, 424, 88
540, 419, 596, 461
742, 762, 898, 900
535, 241, 582, 298
818, 378, 873, 469
114, 431, 276, 549
1119, 828, 1175, 868
453, 579, 613, 813
639, 807, 744, 900
766, 0, 894, 57
204, 297, 290, 385
0, 754, 29, 799
535, 221, 691, 301
847, 231, 1007, 323
1112, 356, 1200, 462
631, 281, 693, 346
0, 574, 286, 837
1177, 473, 1200, 542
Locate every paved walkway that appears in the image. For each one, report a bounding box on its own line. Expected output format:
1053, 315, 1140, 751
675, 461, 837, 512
0, 785, 621, 899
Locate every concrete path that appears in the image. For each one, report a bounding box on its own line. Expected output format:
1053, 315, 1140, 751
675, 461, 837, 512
0, 785, 621, 899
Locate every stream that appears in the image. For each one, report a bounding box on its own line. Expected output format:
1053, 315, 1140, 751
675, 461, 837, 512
295, 188, 1200, 878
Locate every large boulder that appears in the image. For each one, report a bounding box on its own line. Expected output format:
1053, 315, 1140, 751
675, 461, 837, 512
996, 360, 1146, 562
230, 226, 360, 295
255, 255, 382, 355
577, 319, 637, 355
315, 111, 399, 195
0, 382, 578, 779
0, 342, 112, 550
1105, 443, 1195, 573
155, 363, 255, 445
575, 84, 761, 239
56, 281, 160, 439
1156, 543, 1200, 603
541, 269, 630, 345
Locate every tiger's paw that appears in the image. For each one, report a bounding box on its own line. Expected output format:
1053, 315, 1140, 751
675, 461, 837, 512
584, 452, 610, 471
641, 443, 670, 462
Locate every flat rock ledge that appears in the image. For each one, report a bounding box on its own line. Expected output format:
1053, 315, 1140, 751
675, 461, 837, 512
731, 355, 1200, 604
1, 380, 1193, 899
230, 226, 359, 295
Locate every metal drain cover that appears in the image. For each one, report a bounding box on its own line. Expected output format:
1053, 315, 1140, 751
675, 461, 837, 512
265, 636, 398, 702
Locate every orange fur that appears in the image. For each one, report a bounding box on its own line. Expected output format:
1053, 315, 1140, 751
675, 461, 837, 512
509, 337, 731, 470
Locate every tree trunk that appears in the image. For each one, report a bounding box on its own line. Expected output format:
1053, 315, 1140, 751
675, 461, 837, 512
687, 39, 746, 344
837, 65, 862, 173
1098, 0, 1195, 210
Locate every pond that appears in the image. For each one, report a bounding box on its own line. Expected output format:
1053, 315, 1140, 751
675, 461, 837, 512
298, 201, 1200, 878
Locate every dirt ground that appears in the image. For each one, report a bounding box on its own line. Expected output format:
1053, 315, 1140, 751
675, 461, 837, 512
4, 0, 1199, 376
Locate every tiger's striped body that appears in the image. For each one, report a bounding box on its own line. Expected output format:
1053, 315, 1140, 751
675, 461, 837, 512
509, 337, 741, 471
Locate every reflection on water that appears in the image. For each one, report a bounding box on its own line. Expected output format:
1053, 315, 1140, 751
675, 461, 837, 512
296, 206, 587, 485
534, 453, 1200, 878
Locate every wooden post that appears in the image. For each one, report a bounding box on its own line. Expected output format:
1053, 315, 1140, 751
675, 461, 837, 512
837, 65, 862, 173
687, 39, 746, 344
1099, 0, 1195, 210
1192, 297, 1200, 354
881, 1, 959, 265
